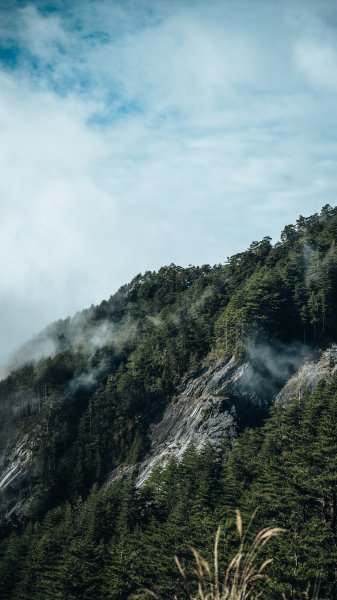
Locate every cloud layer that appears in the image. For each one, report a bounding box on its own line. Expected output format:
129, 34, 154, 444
0, 0, 337, 361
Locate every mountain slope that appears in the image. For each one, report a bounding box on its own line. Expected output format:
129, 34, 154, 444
1, 205, 337, 598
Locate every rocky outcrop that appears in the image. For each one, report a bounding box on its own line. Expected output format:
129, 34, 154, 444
136, 356, 247, 485
0, 433, 32, 525
276, 345, 337, 406
135, 344, 337, 486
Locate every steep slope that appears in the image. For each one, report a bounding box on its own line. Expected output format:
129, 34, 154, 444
2, 349, 337, 599
135, 341, 314, 486
1, 206, 337, 597
0, 204, 337, 532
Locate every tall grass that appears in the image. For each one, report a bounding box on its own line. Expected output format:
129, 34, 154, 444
174, 511, 284, 600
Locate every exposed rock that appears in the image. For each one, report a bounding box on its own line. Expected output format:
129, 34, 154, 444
0, 434, 32, 525
135, 356, 245, 486
135, 345, 337, 486
106, 463, 137, 485
0, 438, 31, 492
276, 345, 337, 406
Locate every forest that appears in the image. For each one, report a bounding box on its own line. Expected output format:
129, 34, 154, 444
1, 205, 337, 598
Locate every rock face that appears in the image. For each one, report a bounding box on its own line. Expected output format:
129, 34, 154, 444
0, 437, 31, 492
136, 357, 240, 485
107, 356, 252, 487
135, 344, 337, 486
0, 433, 32, 525
135, 349, 287, 485
276, 345, 337, 406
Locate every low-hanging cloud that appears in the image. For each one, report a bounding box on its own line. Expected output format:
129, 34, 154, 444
2, 311, 139, 380
238, 339, 313, 402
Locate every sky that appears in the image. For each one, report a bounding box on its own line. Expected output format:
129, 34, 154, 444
0, 0, 337, 361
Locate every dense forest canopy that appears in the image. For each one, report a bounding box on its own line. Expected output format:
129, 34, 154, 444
1, 205, 337, 598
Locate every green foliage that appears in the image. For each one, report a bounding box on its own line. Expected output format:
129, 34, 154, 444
2, 378, 337, 598
1, 206, 337, 597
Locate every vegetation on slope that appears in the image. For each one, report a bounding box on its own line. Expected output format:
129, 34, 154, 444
1, 205, 337, 598
1, 375, 337, 598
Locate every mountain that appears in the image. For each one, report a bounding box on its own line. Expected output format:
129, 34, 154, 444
1, 205, 337, 598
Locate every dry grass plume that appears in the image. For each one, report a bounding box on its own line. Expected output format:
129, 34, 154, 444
174, 510, 285, 600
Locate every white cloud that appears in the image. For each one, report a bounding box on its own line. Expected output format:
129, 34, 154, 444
0, 72, 110, 293
17, 5, 68, 62
0, 0, 336, 362
92, 15, 259, 116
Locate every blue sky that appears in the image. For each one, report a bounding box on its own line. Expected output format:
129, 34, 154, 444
0, 0, 337, 360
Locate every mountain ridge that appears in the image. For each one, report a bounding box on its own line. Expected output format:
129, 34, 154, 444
1, 204, 337, 598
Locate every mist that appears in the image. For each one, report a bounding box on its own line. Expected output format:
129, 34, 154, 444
239, 339, 314, 402
1, 310, 139, 381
